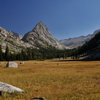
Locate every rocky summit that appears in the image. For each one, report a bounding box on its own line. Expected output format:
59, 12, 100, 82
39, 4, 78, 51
22, 22, 66, 49
0, 22, 66, 52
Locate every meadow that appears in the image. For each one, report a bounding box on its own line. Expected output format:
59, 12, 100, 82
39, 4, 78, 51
0, 60, 100, 100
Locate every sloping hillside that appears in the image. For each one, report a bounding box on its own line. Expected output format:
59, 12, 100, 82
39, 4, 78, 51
60, 29, 100, 48
72, 31, 100, 60
0, 27, 31, 52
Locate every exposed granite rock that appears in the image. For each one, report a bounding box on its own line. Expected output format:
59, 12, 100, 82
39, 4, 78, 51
22, 22, 67, 49
20, 61, 24, 64
0, 22, 67, 52
0, 82, 24, 94
9, 31, 23, 39
0, 27, 32, 52
6, 62, 18, 68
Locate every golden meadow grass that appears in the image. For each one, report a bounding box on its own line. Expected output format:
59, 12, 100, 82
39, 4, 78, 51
0, 60, 100, 100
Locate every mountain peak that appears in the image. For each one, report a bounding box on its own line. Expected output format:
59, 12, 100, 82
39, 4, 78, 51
23, 22, 66, 49
32, 21, 47, 32
35, 21, 47, 28
37, 21, 45, 25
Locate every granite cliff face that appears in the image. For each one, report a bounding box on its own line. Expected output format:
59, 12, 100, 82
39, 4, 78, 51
0, 27, 32, 52
22, 22, 66, 49
10, 31, 23, 39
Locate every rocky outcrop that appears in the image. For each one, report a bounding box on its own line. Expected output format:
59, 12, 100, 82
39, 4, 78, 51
9, 31, 23, 39
0, 27, 32, 52
6, 62, 18, 68
20, 61, 24, 64
0, 82, 24, 94
22, 22, 66, 49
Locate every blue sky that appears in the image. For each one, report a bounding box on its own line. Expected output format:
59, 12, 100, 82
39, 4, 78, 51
0, 0, 100, 40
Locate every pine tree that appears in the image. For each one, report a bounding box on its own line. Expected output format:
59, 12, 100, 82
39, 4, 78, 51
0, 45, 3, 61
5, 46, 9, 61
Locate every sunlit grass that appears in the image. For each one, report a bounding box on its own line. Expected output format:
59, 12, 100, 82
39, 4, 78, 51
0, 60, 100, 100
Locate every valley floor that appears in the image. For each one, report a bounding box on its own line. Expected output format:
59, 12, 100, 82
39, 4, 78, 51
0, 60, 100, 100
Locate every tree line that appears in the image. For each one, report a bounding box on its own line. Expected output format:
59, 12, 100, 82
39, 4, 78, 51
1, 32, 100, 61
0, 45, 70, 61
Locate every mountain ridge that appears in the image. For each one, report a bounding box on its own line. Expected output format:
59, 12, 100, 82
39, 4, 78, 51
0, 27, 32, 52
0, 22, 66, 52
60, 29, 100, 48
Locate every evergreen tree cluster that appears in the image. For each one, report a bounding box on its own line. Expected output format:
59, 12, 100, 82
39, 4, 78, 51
0, 45, 68, 61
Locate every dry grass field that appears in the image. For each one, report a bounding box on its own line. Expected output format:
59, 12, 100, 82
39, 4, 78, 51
0, 60, 100, 100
